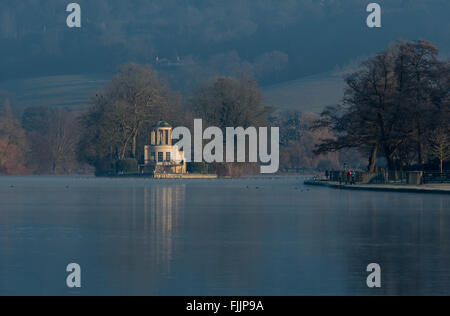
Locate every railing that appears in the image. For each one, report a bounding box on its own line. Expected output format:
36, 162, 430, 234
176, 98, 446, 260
423, 171, 450, 184
369, 171, 410, 185
326, 170, 450, 185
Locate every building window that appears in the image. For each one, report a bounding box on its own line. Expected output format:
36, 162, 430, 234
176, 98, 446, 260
158, 152, 164, 162
151, 152, 156, 162
166, 152, 171, 162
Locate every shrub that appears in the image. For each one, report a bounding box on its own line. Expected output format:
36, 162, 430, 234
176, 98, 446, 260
116, 158, 138, 174
187, 162, 209, 174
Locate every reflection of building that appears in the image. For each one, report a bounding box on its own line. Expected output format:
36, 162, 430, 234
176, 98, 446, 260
141, 122, 186, 175
144, 185, 186, 271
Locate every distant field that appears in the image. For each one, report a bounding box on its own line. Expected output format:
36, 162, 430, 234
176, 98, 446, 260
0, 74, 109, 109
262, 73, 346, 114
0, 73, 345, 113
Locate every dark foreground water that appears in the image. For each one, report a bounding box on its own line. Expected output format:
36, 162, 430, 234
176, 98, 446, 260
0, 176, 449, 296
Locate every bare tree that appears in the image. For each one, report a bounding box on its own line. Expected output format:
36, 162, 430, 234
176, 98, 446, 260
313, 41, 449, 172
314, 47, 404, 171
428, 128, 450, 174
47, 110, 80, 173
191, 75, 269, 128
22, 106, 82, 174
395, 40, 442, 165
0, 100, 29, 174
102, 63, 171, 158
79, 63, 179, 174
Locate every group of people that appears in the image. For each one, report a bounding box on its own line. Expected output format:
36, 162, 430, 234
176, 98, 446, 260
325, 169, 359, 185
337, 170, 357, 185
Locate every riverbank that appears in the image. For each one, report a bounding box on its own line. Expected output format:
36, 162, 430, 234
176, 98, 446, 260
110, 173, 218, 179
304, 179, 450, 195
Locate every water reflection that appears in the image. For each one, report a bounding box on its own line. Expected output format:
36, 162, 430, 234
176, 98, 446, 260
338, 192, 450, 296
102, 183, 187, 295
146, 185, 185, 271
0, 177, 449, 295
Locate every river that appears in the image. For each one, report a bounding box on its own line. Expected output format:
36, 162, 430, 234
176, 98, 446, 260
0, 176, 449, 295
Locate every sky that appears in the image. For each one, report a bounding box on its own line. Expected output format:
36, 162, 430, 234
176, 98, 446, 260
0, 0, 449, 111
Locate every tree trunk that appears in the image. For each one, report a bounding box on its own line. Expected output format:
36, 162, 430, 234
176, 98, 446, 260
387, 159, 395, 171
385, 150, 396, 171
120, 144, 127, 160
417, 139, 425, 165
132, 132, 137, 159
417, 125, 425, 165
368, 143, 378, 172
382, 142, 396, 171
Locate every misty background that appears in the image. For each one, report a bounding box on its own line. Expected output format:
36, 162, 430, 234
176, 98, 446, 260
1, 0, 449, 112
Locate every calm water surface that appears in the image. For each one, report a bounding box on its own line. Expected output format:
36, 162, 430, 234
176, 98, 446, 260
0, 176, 449, 295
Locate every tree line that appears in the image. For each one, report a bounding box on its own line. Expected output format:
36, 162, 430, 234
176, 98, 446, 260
313, 40, 449, 172
0, 40, 448, 176
0, 63, 341, 176
0, 100, 84, 175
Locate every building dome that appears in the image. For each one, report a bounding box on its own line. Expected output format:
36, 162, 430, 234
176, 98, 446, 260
152, 121, 172, 129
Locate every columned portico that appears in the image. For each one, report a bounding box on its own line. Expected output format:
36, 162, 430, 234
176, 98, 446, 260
142, 121, 186, 175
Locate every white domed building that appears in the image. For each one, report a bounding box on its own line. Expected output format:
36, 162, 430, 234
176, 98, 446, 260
141, 122, 186, 175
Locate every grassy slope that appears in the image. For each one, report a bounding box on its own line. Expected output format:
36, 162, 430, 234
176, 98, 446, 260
0, 74, 109, 110
262, 73, 346, 114
0, 72, 345, 114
